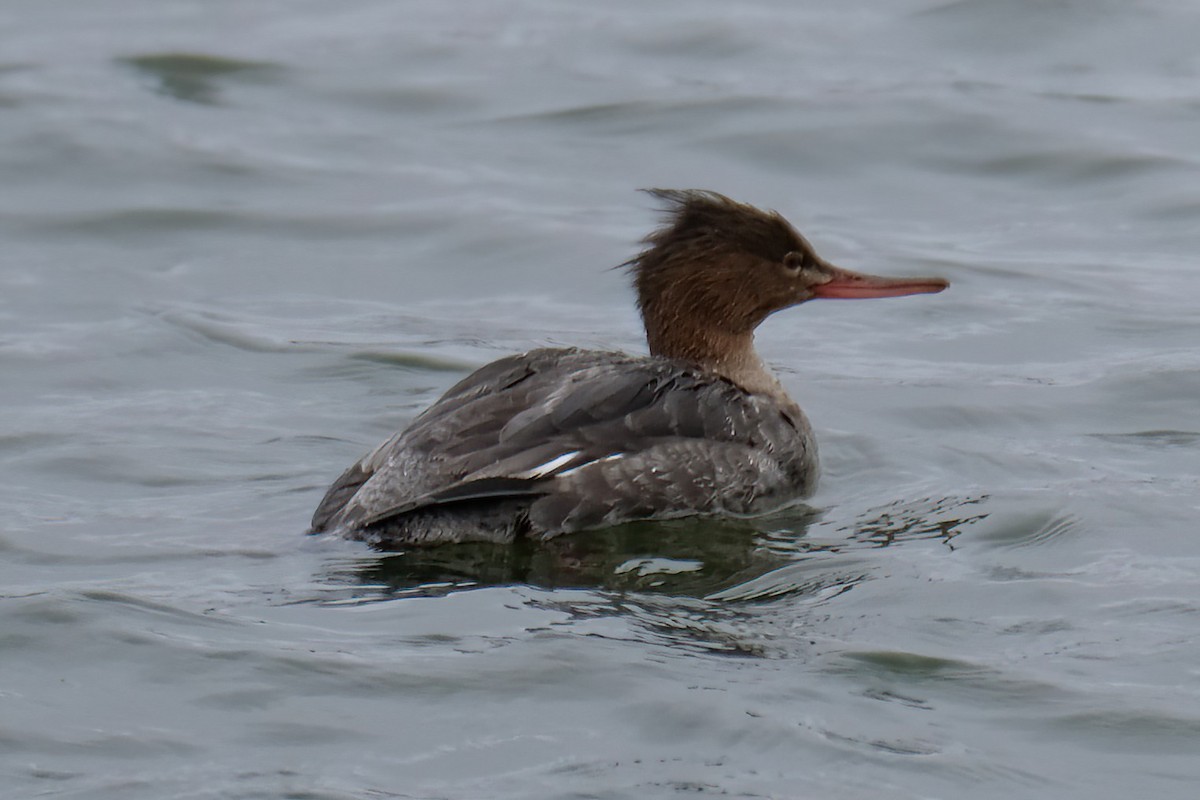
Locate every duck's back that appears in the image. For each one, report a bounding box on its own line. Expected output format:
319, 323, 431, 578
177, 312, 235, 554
310, 347, 817, 548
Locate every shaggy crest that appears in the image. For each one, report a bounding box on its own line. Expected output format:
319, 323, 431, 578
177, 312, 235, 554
623, 189, 815, 355
625, 189, 805, 289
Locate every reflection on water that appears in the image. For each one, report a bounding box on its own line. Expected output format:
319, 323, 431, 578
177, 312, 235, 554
837, 494, 990, 551
340, 512, 818, 599
326, 494, 988, 601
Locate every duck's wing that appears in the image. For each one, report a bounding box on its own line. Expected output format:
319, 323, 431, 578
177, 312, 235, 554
310, 349, 557, 533
312, 347, 814, 536
309, 350, 550, 533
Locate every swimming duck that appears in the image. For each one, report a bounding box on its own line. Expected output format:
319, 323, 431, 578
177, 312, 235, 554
310, 190, 948, 548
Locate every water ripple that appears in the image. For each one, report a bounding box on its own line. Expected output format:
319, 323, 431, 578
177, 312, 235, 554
118, 52, 286, 105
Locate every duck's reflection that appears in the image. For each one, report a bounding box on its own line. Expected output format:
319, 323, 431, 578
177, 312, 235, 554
348, 506, 814, 597
328, 494, 988, 602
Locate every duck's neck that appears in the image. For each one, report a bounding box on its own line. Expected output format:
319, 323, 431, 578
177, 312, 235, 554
645, 323, 793, 404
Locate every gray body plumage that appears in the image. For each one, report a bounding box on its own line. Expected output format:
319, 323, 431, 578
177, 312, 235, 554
310, 347, 818, 548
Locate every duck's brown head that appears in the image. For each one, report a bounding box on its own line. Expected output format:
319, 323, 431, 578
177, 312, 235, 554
627, 189, 948, 366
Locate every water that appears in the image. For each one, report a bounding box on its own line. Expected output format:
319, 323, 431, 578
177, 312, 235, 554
3, 1, 1199, 797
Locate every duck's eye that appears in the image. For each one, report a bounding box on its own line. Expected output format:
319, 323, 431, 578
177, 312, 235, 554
783, 251, 806, 273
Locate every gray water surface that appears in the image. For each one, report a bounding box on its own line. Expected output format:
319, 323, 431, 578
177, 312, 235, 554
3, 1, 1200, 798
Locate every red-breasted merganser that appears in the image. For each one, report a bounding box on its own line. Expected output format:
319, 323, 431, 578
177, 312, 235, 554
311, 190, 948, 548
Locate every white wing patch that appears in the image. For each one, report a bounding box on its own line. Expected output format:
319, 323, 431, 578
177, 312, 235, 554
515, 451, 627, 480
556, 453, 624, 479
516, 450, 582, 479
